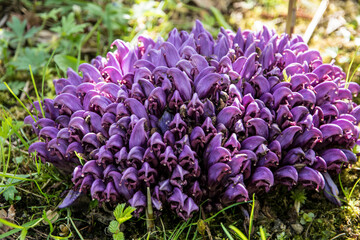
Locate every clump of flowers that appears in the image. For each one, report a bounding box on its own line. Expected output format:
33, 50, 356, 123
26, 20, 360, 220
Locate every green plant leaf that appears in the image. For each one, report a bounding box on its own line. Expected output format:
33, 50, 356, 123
108, 220, 119, 234
51, 13, 87, 37
113, 203, 135, 225
6, 17, 26, 40
2, 186, 18, 201
23, 26, 41, 39
10, 48, 48, 73
85, 3, 103, 17
54, 54, 84, 74
301, 212, 315, 224
291, 189, 307, 205
85, 2, 129, 45
39, 8, 61, 20
113, 232, 124, 240
113, 204, 125, 220
14, 156, 24, 164
5, 16, 40, 47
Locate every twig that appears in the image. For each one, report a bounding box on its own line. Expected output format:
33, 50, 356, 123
304, 216, 315, 239
330, 233, 346, 240
17, 186, 46, 199
0, 14, 8, 28
303, 0, 329, 44
285, 0, 297, 36
4, 140, 28, 154
20, 80, 30, 101
41, 178, 51, 190
31, 227, 49, 239
78, 225, 89, 232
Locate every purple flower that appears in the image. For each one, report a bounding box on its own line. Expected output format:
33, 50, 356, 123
27, 20, 360, 220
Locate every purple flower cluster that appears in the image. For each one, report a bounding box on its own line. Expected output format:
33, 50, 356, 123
26, 20, 360, 219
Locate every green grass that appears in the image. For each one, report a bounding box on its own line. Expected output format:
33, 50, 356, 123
345, 47, 360, 89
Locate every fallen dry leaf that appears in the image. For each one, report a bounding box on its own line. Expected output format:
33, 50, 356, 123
0, 208, 11, 234
42, 210, 60, 225
8, 205, 16, 221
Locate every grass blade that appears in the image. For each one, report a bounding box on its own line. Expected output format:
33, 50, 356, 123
0, 218, 24, 229
81, 18, 102, 48
41, 47, 57, 99
0, 218, 42, 239
4, 82, 36, 122
29, 65, 45, 118
168, 221, 182, 239
345, 47, 359, 88
229, 225, 248, 240
348, 62, 360, 85
26, 217, 43, 228
221, 223, 234, 240
67, 209, 84, 240
0, 227, 22, 239
338, 172, 348, 201
185, 223, 192, 240
173, 221, 188, 239
159, 217, 167, 240
205, 201, 248, 222
248, 194, 255, 238
4, 136, 11, 174
0, 173, 32, 181
0, 172, 49, 202
209, 7, 232, 30
259, 226, 266, 240
348, 178, 360, 200
19, 228, 28, 240
1, 111, 29, 149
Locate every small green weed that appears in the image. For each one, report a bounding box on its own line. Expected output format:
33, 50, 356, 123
290, 188, 307, 214
108, 203, 136, 240
299, 211, 315, 225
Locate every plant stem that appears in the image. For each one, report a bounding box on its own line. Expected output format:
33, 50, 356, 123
285, 0, 297, 36
67, 209, 84, 240
146, 187, 155, 231
303, 0, 329, 44
13, 40, 23, 61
